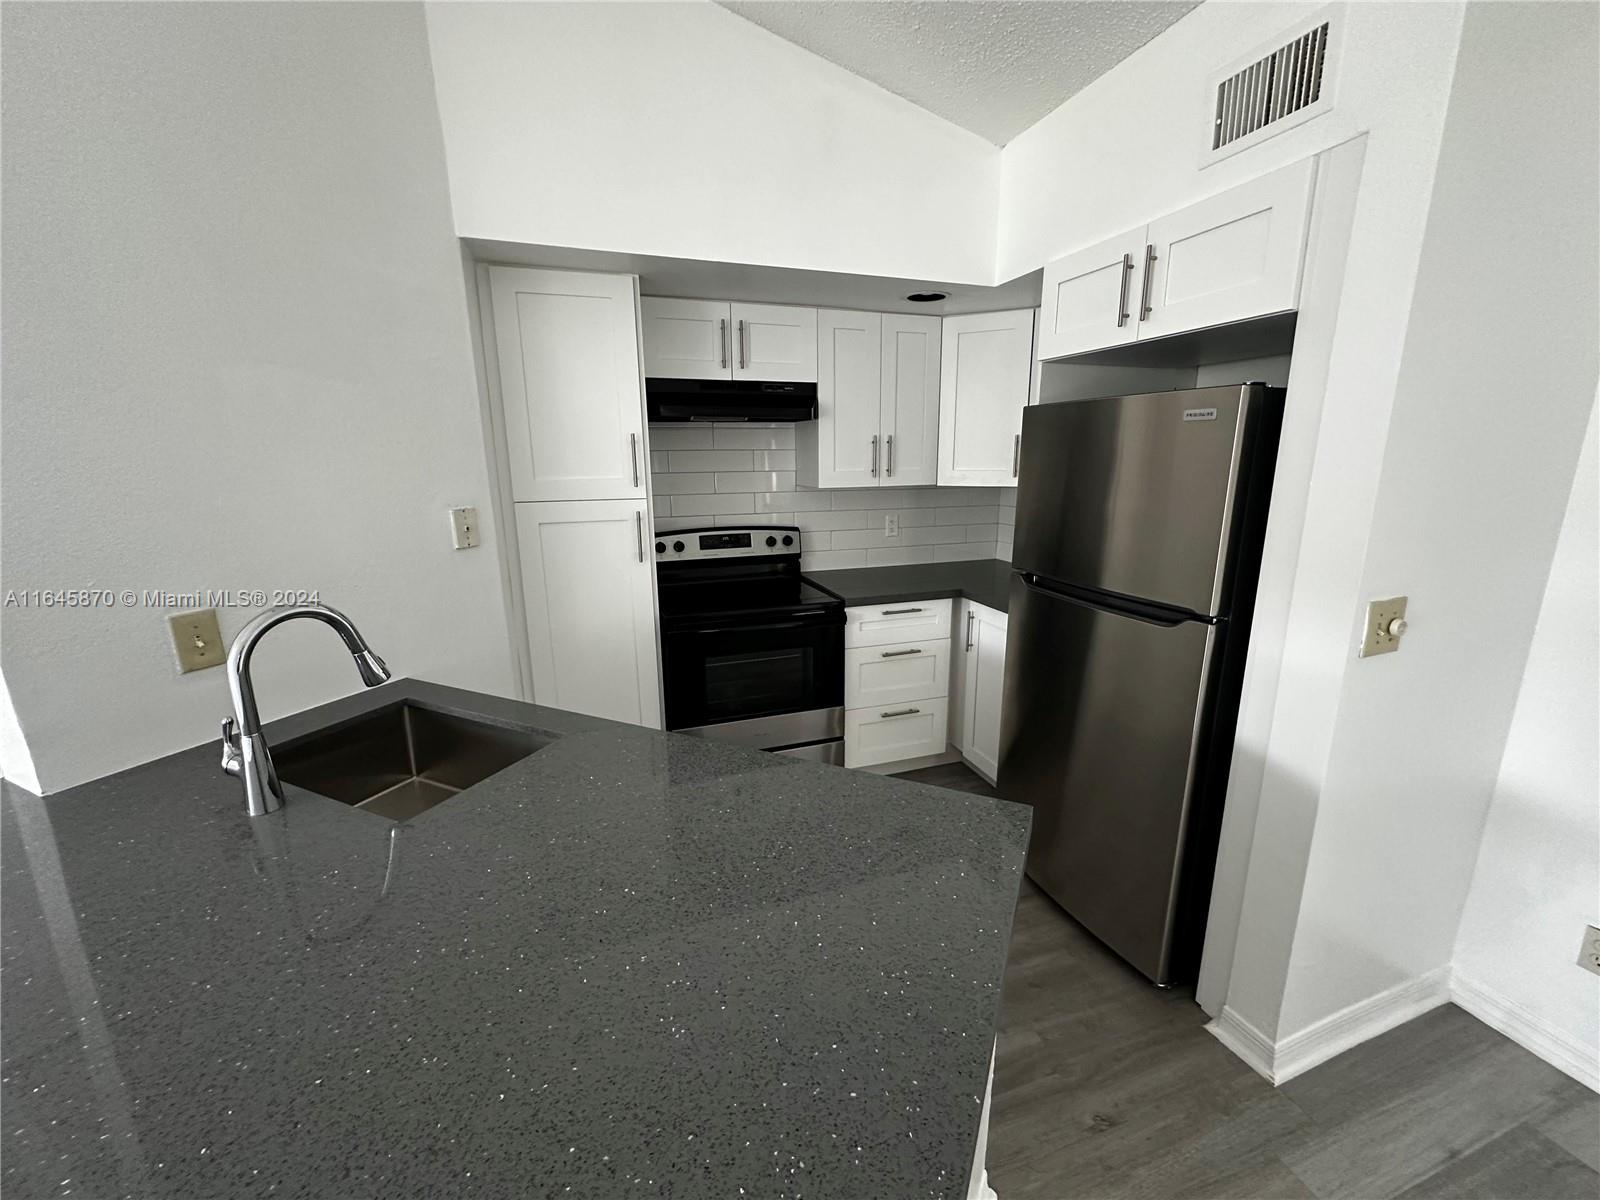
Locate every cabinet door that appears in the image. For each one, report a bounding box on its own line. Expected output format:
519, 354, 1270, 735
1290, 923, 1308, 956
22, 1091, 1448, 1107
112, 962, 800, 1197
490, 267, 647, 502
515, 499, 661, 728
803, 309, 882, 488
641, 297, 731, 379
948, 601, 974, 754
1138, 158, 1315, 342
731, 302, 818, 382
880, 313, 941, 486
962, 603, 1009, 783
1037, 229, 1145, 360
937, 310, 1036, 487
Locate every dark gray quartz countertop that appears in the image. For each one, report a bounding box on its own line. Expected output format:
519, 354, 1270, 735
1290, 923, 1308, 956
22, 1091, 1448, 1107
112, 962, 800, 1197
806, 559, 1015, 614
2, 679, 1030, 1199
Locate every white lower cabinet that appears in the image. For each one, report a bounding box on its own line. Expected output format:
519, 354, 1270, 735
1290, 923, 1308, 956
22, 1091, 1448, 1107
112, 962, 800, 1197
843, 598, 954, 768
515, 499, 661, 728
951, 600, 1008, 783
846, 699, 950, 769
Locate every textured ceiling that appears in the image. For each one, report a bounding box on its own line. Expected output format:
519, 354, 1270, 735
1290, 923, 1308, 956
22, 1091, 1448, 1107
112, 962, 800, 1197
717, 1, 1201, 146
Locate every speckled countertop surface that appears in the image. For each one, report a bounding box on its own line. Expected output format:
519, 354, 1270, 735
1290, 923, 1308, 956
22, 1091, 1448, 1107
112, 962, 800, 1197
806, 560, 1016, 615
2, 679, 1030, 1199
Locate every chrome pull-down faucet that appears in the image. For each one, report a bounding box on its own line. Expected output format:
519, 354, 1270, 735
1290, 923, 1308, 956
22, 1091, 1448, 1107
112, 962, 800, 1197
220, 603, 391, 817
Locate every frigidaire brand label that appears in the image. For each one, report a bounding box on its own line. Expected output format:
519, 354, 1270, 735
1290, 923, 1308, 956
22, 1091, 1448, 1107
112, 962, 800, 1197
1183, 408, 1218, 422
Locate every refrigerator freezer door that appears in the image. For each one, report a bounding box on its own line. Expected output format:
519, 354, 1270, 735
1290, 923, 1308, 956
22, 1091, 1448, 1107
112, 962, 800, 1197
1012, 385, 1253, 617
997, 574, 1216, 983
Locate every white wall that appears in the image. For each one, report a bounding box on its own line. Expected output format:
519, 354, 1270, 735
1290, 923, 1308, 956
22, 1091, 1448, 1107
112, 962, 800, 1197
424, 1, 999, 285
1276, 0, 1600, 1041
1453, 397, 1599, 1087
1, 2, 516, 792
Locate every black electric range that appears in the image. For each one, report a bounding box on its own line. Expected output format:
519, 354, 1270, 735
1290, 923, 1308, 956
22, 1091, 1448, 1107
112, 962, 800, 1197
654, 526, 845, 763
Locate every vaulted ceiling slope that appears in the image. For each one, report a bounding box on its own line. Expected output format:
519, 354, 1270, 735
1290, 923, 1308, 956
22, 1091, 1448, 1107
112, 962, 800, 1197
716, 0, 1201, 146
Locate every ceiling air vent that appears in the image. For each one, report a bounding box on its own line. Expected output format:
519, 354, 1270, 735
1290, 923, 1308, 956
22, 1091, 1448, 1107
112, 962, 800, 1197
1207, 11, 1338, 162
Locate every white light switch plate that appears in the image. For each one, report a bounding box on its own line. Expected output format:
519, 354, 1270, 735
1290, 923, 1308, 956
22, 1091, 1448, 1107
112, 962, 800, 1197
1359, 595, 1408, 658
1579, 925, 1600, 977
449, 506, 480, 549
884, 513, 899, 537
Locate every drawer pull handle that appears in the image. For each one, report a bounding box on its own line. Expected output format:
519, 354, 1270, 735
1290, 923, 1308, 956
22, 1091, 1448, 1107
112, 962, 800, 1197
880, 648, 922, 658
879, 707, 922, 719
881, 607, 923, 615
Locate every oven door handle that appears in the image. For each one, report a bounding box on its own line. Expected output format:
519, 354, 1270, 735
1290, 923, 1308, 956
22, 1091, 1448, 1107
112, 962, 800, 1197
679, 614, 838, 635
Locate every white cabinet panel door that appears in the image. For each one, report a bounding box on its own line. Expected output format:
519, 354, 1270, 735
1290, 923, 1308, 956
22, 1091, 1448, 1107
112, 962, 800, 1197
491, 267, 646, 503
845, 698, 949, 769
1037, 229, 1145, 361
960, 602, 1008, 783
1139, 158, 1315, 341
804, 310, 882, 489
937, 310, 1035, 487
731, 302, 818, 382
844, 599, 953, 648
515, 499, 660, 728
881, 314, 941, 486
949, 601, 974, 754
844, 638, 951, 710
641, 297, 730, 379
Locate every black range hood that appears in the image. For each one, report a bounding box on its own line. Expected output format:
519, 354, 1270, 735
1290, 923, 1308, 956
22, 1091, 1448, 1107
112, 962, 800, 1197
646, 377, 817, 423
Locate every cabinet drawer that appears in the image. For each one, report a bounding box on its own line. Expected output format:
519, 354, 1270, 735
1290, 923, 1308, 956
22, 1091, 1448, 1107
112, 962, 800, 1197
844, 598, 952, 648
845, 698, 949, 769
844, 638, 951, 709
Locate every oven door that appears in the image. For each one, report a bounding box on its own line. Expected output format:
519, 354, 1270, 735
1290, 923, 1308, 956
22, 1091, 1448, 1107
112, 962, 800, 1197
661, 609, 844, 734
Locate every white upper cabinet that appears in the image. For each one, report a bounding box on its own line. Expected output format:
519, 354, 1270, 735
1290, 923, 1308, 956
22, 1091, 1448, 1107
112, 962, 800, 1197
731, 302, 818, 382
1038, 229, 1146, 361
937, 309, 1036, 487
803, 309, 883, 489
489, 266, 646, 503
1139, 158, 1315, 341
1035, 157, 1317, 361
880, 314, 941, 486
640, 297, 729, 380
515, 499, 660, 728
642, 298, 817, 382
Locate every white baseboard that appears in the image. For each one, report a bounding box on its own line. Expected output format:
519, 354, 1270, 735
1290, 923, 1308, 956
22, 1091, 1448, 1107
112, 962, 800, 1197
1450, 970, 1600, 1093
1209, 967, 1451, 1085
1207, 1007, 1277, 1082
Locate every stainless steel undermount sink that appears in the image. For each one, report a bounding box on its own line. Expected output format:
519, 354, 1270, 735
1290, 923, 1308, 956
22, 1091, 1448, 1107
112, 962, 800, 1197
274, 702, 552, 821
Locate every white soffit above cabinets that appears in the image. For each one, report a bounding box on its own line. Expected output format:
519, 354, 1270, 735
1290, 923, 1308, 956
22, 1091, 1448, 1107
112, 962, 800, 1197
466, 239, 1043, 315
715, 0, 1201, 146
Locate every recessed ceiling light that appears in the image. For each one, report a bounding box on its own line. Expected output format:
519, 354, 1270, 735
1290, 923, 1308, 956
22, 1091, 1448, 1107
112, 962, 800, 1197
906, 292, 947, 303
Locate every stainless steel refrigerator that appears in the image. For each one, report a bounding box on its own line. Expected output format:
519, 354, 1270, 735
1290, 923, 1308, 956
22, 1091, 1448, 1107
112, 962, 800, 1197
997, 383, 1283, 986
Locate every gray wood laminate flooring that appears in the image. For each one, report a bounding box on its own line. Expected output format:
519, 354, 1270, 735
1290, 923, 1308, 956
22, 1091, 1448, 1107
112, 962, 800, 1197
893, 763, 1600, 1200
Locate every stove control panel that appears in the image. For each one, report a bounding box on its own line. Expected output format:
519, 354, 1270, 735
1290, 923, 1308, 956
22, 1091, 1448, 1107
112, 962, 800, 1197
654, 526, 800, 561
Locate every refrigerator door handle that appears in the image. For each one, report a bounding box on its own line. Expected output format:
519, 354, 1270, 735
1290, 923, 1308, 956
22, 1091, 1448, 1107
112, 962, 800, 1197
1018, 573, 1206, 628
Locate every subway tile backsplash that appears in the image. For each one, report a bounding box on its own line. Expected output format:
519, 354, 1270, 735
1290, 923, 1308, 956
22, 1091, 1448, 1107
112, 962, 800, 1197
649, 423, 1016, 572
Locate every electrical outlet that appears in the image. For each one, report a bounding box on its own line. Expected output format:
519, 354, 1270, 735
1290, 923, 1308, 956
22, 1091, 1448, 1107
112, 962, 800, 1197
884, 513, 899, 537
1578, 925, 1600, 977
449, 506, 480, 549
169, 609, 224, 673
1359, 595, 1409, 658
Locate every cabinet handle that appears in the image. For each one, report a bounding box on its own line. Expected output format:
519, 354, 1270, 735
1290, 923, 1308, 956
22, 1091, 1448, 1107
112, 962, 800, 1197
1012, 433, 1021, 478
885, 434, 894, 477
870, 434, 879, 478
738, 319, 747, 369
881, 607, 922, 615
879, 707, 922, 719
880, 647, 922, 658
965, 610, 975, 651
1139, 243, 1157, 321
1116, 252, 1134, 327
719, 318, 728, 369
635, 511, 645, 562
629, 432, 640, 488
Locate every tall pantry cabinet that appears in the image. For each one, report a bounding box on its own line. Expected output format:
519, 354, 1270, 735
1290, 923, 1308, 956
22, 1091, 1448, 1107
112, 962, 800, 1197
483, 266, 661, 727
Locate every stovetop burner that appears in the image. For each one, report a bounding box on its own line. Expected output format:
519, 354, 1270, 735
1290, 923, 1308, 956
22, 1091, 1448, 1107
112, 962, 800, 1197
653, 525, 842, 628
